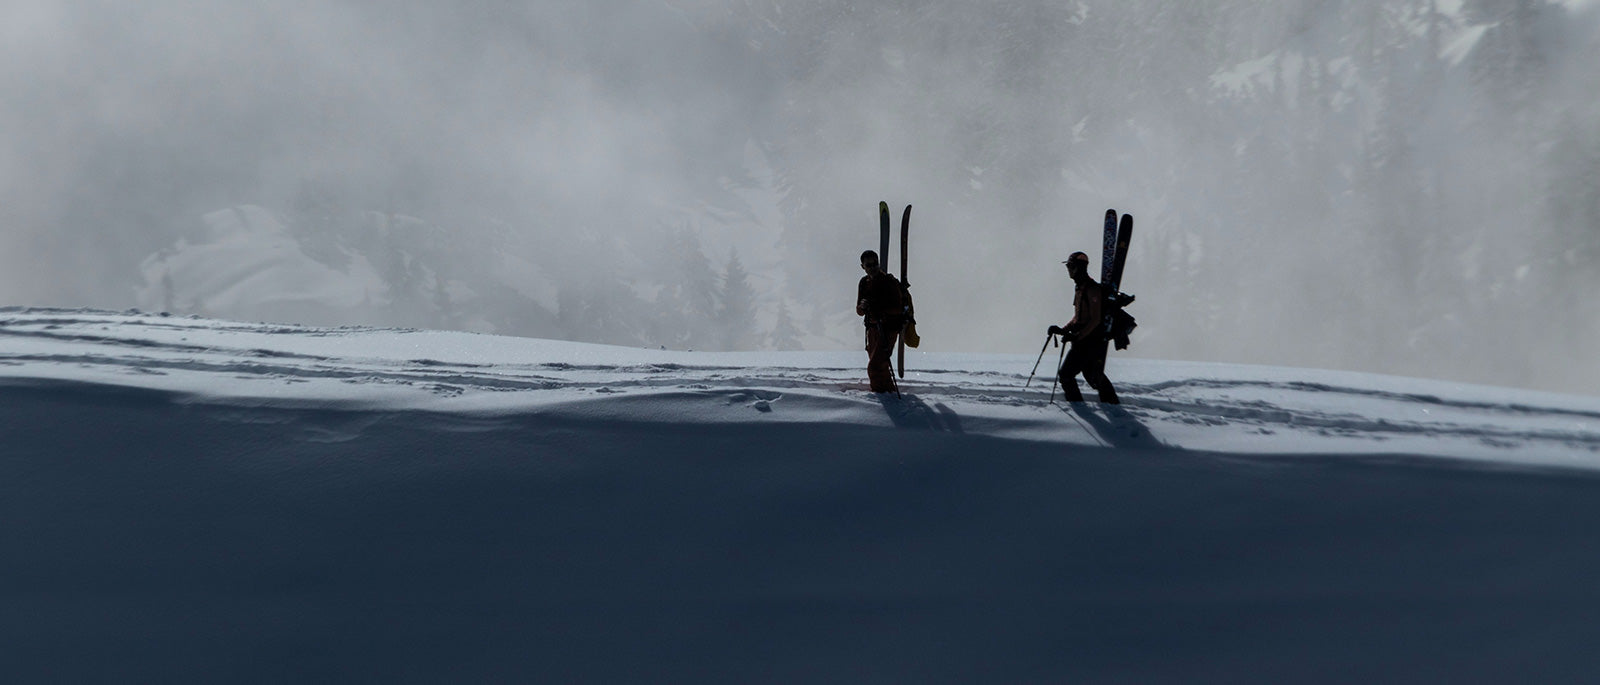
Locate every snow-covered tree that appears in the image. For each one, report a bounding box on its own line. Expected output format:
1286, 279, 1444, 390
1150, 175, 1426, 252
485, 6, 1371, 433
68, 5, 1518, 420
556, 273, 649, 348
768, 298, 804, 351
716, 249, 758, 351
648, 225, 721, 350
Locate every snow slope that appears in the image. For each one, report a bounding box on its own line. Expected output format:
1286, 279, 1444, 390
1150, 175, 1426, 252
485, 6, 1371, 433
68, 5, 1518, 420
5, 308, 1600, 683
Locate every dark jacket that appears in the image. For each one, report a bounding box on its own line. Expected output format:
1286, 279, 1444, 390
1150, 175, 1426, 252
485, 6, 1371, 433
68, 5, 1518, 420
857, 270, 905, 327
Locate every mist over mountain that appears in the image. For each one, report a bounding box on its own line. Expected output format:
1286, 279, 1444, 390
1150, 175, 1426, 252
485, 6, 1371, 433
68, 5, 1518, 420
3, 0, 1598, 392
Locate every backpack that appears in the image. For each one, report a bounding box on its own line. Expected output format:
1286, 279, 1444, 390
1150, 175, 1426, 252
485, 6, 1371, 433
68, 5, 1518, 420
1110, 307, 1136, 351
900, 280, 920, 348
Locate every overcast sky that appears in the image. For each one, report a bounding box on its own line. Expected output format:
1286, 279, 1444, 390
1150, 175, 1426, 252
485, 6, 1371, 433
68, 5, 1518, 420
3, 0, 1598, 393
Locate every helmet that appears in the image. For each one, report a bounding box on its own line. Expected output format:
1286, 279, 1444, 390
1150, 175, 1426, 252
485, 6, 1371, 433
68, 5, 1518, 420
860, 250, 879, 267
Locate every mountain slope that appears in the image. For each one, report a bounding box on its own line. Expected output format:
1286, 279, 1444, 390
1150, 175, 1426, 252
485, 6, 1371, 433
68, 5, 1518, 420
4, 309, 1600, 683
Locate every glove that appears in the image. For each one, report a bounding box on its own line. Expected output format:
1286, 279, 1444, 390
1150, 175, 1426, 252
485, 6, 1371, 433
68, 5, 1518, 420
1047, 325, 1063, 336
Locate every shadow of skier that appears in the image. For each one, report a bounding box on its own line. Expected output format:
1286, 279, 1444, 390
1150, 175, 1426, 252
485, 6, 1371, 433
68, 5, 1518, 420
933, 402, 965, 434
875, 394, 965, 433
1060, 402, 1166, 450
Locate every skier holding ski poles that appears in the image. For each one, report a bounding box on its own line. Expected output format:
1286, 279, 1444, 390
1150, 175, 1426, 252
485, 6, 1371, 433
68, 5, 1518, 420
1048, 251, 1120, 404
856, 249, 905, 394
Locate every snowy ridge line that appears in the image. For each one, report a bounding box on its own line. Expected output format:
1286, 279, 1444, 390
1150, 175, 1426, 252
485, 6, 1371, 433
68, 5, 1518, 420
0, 306, 389, 336
1132, 396, 1600, 450
0, 327, 340, 362
8, 307, 1581, 404
5, 309, 1600, 467
0, 353, 567, 392
0, 350, 1020, 411
0, 350, 873, 396
1139, 377, 1600, 422
3, 344, 1596, 458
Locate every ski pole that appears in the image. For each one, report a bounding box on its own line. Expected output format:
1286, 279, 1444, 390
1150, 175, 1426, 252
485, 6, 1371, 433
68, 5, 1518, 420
891, 333, 902, 399
1025, 332, 1055, 387
891, 322, 902, 399
1049, 337, 1067, 404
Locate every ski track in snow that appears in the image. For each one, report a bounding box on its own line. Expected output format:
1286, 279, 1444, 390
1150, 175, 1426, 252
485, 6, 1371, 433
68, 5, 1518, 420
4, 307, 1600, 466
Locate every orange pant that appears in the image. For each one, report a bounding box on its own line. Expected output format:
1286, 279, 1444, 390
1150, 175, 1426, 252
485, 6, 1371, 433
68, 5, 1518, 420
864, 322, 900, 393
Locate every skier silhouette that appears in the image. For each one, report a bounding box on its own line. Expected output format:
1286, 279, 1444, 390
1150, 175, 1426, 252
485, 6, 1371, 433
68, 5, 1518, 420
1049, 251, 1120, 404
856, 250, 905, 393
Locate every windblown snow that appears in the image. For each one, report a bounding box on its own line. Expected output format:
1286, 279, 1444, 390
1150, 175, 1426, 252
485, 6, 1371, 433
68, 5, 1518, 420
5, 308, 1600, 683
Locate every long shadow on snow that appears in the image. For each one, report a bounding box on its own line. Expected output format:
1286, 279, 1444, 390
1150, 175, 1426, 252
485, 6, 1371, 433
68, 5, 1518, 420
1061, 401, 1167, 450
875, 393, 965, 433
10, 380, 1600, 683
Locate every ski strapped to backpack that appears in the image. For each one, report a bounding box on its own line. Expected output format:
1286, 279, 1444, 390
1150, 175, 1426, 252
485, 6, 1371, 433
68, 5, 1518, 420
897, 204, 917, 378
1100, 208, 1137, 350
875, 201, 919, 379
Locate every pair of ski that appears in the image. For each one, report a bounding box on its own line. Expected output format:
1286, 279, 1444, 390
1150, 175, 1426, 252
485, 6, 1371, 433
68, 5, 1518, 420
1101, 208, 1134, 306
879, 201, 911, 379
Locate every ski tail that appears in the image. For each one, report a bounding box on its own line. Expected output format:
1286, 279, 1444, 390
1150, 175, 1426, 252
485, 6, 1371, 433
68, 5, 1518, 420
1110, 213, 1133, 293
1107, 212, 1136, 349
897, 204, 912, 378
1101, 209, 1118, 286
900, 204, 911, 286
879, 201, 890, 273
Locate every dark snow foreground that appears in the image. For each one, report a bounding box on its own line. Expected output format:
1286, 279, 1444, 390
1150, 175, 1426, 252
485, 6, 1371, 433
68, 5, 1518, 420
4, 308, 1600, 683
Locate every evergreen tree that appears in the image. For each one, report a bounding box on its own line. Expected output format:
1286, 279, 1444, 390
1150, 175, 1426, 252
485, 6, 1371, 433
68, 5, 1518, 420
648, 224, 721, 350
556, 272, 648, 347
1546, 116, 1600, 303
768, 298, 803, 351
1463, 0, 1551, 119
160, 271, 176, 314
717, 248, 758, 351
432, 265, 459, 332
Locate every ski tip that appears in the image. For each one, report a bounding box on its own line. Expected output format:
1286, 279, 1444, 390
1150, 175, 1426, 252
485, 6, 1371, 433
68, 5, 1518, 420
880, 201, 889, 210
1105, 208, 1116, 216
